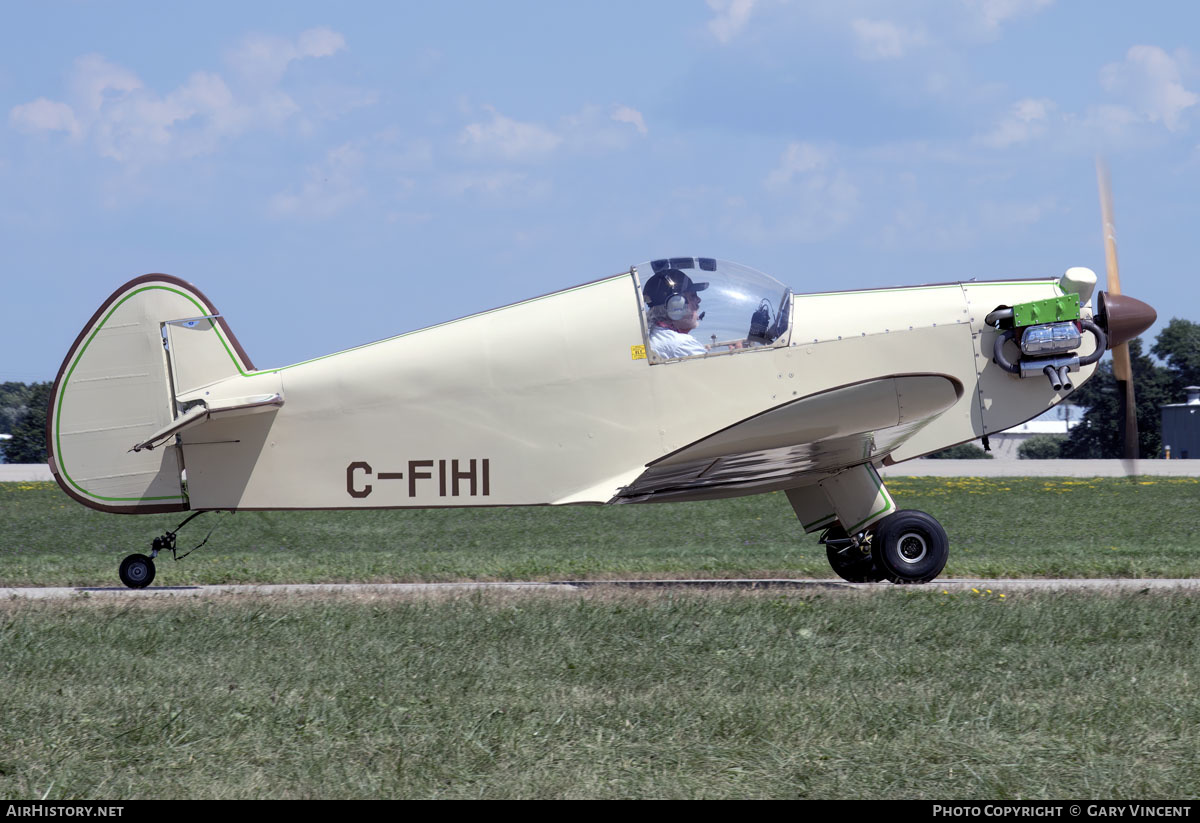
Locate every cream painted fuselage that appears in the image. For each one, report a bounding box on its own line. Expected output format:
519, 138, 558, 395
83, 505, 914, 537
172, 274, 1093, 511
48, 268, 1101, 518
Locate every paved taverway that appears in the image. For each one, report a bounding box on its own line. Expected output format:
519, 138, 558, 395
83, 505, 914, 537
2, 578, 1198, 600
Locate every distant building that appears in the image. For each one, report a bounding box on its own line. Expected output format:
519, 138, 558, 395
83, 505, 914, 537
0, 433, 10, 464
988, 404, 1081, 460
1162, 386, 1200, 460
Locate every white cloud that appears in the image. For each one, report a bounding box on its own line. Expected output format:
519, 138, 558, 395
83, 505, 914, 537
850, 19, 929, 60
963, 0, 1054, 29
376, 136, 434, 174
611, 105, 647, 135
458, 103, 646, 163
297, 28, 345, 59
979, 197, 1055, 228
270, 131, 431, 220
726, 181, 858, 244
879, 194, 1054, 253
459, 106, 562, 161
765, 142, 831, 189
879, 200, 974, 251
269, 142, 366, 218
69, 54, 142, 115
9, 29, 351, 166
741, 142, 858, 242
977, 97, 1055, 148
1100, 45, 1198, 132
561, 105, 647, 152
227, 27, 346, 89
385, 210, 433, 226
8, 98, 80, 137
707, 0, 758, 44
437, 170, 552, 203
1079, 103, 1141, 138
309, 84, 380, 121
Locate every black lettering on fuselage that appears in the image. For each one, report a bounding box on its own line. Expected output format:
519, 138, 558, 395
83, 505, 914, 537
408, 460, 434, 497
346, 459, 491, 499
347, 461, 372, 498
452, 459, 476, 496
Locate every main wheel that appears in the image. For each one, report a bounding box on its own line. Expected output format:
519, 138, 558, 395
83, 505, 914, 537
823, 525, 883, 583
118, 553, 156, 589
871, 510, 948, 584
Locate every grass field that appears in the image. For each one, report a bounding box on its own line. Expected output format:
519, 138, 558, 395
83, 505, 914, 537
2, 589, 1198, 799
1, 477, 1198, 586
3, 478, 1198, 799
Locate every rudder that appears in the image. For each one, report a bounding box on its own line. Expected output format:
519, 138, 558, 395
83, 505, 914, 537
48, 274, 254, 513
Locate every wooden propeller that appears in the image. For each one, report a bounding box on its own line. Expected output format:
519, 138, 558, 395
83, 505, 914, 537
1097, 158, 1139, 459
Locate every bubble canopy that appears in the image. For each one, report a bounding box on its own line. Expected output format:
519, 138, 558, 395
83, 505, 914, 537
635, 257, 792, 362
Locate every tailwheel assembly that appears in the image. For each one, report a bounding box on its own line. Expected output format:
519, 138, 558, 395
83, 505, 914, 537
116, 510, 218, 589
118, 553, 156, 588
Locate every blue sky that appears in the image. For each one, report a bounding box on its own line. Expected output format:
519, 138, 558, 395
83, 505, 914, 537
3, 1, 1198, 381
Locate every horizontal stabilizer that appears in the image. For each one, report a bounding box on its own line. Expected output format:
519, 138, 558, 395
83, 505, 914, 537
131, 393, 283, 452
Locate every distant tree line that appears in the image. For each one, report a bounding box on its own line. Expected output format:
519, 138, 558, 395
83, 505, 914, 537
1017, 434, 1066, 460
926, 443, 992, 459
1061, 318, 1200, 459
0, 381, 52, 463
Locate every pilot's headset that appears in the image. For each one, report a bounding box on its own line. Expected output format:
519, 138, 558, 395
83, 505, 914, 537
644, 269, 709, 321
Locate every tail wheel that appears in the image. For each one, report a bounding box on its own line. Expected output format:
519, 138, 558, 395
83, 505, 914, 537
119, 553, 156, 589
871, 510, 949, 584
823, 525, 884, 583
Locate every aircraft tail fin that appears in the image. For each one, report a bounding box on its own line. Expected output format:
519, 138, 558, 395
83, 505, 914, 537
48, 274, 254, 513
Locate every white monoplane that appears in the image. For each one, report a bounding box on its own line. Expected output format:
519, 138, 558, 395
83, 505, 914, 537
47, 256, 1155, 587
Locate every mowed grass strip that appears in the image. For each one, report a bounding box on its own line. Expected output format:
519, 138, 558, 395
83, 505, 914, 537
1, 477, 1198, 586
1, 589, 1197, 799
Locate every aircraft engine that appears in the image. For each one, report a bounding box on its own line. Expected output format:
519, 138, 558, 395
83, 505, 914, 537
988, 293, 1106, 391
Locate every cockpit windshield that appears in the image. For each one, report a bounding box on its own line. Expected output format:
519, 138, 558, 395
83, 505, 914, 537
636, 257, 792, 362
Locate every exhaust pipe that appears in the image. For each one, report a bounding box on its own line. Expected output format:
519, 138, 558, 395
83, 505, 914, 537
1057, 365, 1073, 391
1043, 365, 1063, 391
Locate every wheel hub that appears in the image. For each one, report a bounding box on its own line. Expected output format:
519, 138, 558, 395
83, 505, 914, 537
896, 532, 928, 564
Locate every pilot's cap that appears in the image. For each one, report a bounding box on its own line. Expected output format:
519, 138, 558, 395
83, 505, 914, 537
643, 268, 709, 308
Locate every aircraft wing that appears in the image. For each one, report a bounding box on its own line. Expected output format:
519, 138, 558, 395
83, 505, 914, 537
614, 374, 960, 503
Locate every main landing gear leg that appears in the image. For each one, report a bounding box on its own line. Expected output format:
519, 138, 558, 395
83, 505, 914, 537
786, 467, 950, 584
821, 525, 883, 583
118, 511, 209, 589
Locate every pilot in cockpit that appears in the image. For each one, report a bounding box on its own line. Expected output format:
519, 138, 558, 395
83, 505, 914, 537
643, 268, 708, 359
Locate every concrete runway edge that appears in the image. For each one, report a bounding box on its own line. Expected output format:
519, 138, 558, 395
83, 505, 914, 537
3, 578, 1199, 600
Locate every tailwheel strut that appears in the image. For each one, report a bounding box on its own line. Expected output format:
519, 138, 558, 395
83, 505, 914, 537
118, 511, 213, 589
